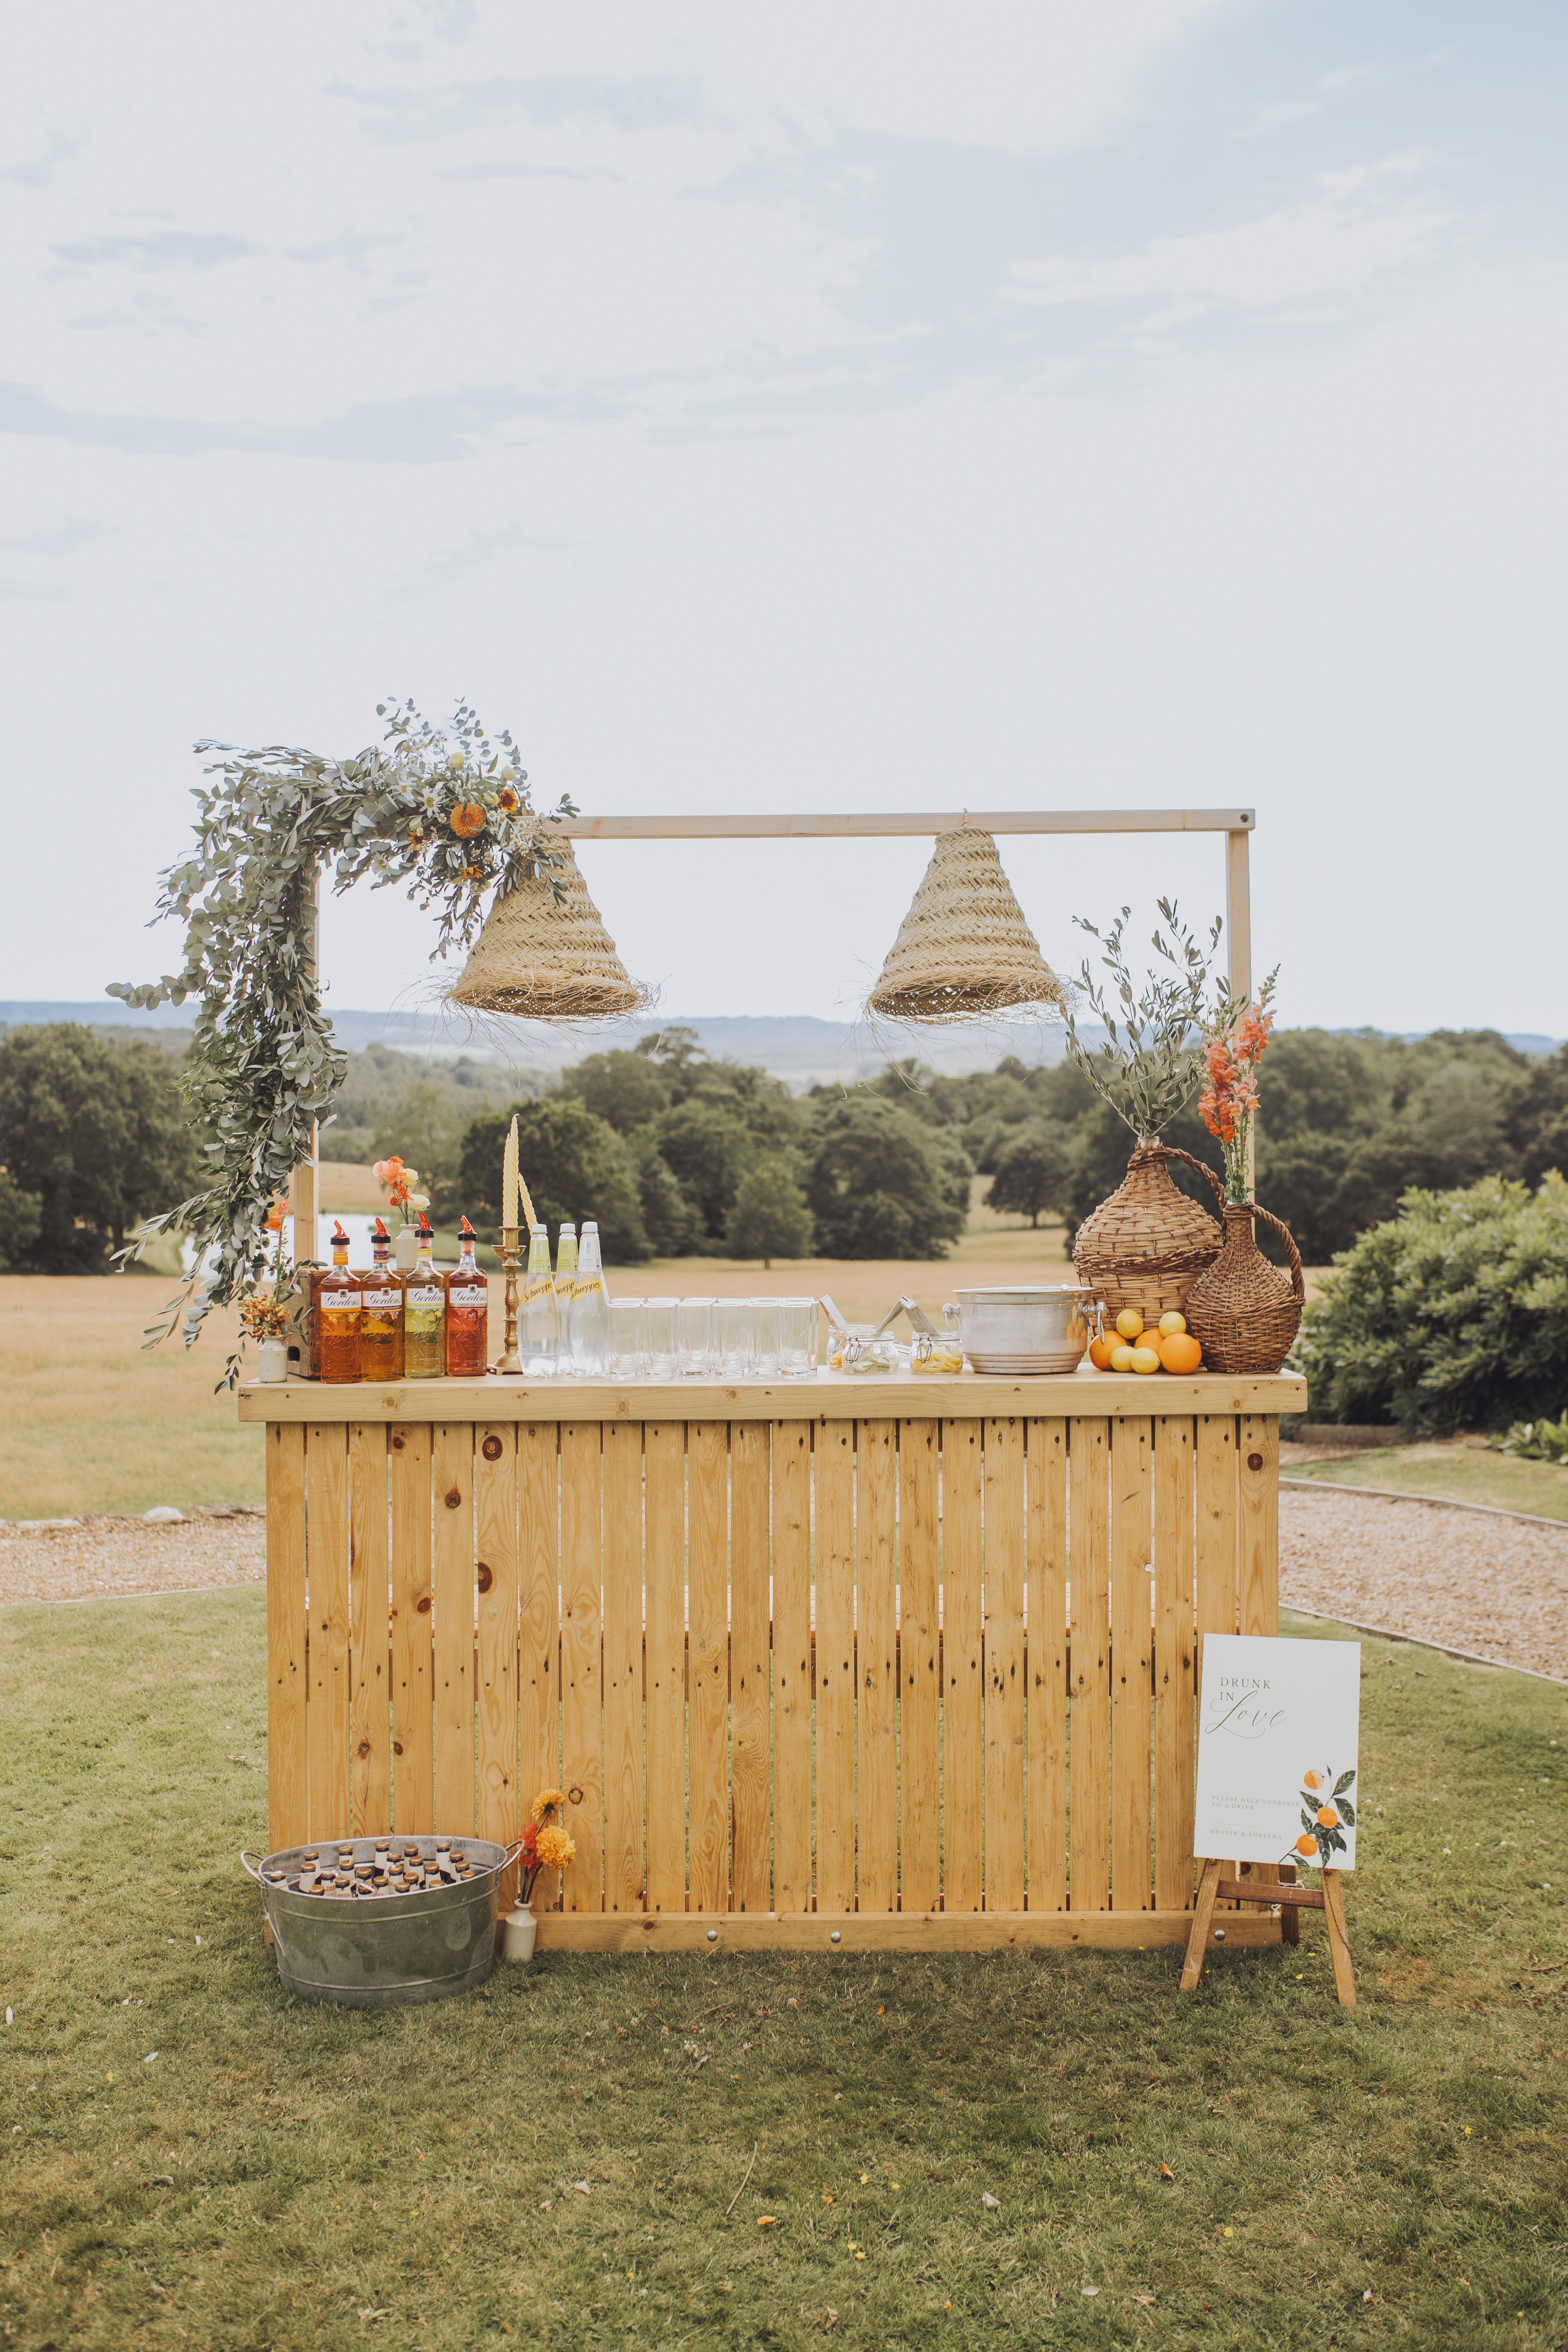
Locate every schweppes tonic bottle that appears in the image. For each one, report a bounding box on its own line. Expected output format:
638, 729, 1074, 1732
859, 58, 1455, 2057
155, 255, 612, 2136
553, 1222, 578, 1362
568, 1220, 610, 1377
520, 1223, 558, 1377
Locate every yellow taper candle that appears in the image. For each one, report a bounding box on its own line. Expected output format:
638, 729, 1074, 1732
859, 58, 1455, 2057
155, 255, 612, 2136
503, 1114, 518, 1230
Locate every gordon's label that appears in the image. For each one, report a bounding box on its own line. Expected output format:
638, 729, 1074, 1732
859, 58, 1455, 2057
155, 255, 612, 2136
321, 1292, 361, 1311
405, 1284, 443, 1308
363, 1286, 402, 1311
448, 1283, 487, 1308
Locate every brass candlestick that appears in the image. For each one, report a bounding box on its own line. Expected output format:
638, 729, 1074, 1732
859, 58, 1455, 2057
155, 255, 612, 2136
496, 1225, 523, 1375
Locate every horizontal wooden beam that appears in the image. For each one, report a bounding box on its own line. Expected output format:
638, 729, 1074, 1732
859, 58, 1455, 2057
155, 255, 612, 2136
532, 1908, 1282, 1954
553, 808, 1255, 842
1218, 1880, 1324, 1910
238, 1369, 1308, 1424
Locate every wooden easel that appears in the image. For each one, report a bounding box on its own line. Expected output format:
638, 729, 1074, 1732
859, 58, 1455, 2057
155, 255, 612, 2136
1180, 1858, 1357, 2006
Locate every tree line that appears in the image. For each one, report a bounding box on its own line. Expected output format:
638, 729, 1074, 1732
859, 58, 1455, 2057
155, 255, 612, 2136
1, 1018, 1565, 1273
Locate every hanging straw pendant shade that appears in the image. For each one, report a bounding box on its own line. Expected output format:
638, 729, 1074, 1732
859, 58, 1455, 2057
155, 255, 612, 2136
865, 828, 1067, 1023
446, 840, 649, 1021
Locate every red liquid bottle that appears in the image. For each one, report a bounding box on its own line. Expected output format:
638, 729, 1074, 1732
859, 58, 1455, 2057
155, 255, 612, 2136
316, 1221, 362, 1383
444, 1217, 489, 1378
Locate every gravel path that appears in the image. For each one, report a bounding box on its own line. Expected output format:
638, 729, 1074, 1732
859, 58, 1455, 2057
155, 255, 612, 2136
1280, 1486, 1568, 1682
4, 1489, 1564, 1686
0, 1513, 265, 1608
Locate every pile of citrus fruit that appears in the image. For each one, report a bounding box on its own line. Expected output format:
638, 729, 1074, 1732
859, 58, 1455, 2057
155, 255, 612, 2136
1087, 1308, 1203, 1376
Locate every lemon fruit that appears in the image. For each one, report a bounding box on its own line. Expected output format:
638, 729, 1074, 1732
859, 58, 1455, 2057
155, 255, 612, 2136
1130, 1346, 1162, 1375
1114, 1308, 1145, 1341
1109, 1344, 1137, 1372
1158, 1311, 1187, 1336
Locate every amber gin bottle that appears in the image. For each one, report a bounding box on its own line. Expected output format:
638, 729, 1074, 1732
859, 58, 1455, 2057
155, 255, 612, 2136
316, 1222, 363, 1383
403, 1217, 446, 1380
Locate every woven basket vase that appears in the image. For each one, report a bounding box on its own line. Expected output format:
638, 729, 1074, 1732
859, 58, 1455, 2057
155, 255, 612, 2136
1184, 1201, 1305, 1377
447, 842, 646, 1021
1072, 1142, 1224, 1327
865, 829, 1067, 1023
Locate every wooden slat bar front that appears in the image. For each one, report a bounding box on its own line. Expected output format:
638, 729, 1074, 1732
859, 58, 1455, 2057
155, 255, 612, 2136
247, 1369, 1303, 1950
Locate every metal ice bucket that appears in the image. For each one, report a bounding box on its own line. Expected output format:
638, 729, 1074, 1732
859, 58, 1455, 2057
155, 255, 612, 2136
950, 1284, 1103, 1375
242, 1835, 520, 2008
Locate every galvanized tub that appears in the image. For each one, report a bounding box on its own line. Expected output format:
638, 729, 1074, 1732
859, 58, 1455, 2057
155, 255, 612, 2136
242, 1835, 521, 2008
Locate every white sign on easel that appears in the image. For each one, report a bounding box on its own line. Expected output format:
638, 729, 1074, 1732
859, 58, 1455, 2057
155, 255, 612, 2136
1193, 1634, 1361, 1871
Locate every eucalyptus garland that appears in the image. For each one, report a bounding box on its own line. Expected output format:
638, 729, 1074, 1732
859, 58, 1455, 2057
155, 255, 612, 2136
110, 699, 573, 1378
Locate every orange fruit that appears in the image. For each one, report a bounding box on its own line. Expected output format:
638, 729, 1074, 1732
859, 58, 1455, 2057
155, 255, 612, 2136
1158, 1332, 1203, 1375
1114, 1308, 1145, 1341
1315, 1805, 1338, 1830
1087, 1336, 1117, 1371
1295, 1834, 1317, 1859
1129, 1346, 1162, 1375
1302, 1770, 1326, 1793
1158, 1311, 1187, 1336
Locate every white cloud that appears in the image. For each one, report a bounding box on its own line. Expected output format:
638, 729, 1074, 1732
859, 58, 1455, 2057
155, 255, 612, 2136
1005, 160, 1459, 327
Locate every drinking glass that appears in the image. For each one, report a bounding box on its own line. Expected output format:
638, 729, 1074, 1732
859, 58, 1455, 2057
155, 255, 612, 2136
717, 1296, 755, 1378
609, 1296, 647, 1379
751, 1296, 781, 1378
644, 1296, 678, 1380
779, 1297, 819, 1379
678, 1296, 717, 1377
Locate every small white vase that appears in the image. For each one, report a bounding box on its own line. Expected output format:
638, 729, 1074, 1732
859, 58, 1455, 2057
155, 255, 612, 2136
394, 1227, 420, 1273
256, 1338, 288, 1384
501, 1902, 538, 1963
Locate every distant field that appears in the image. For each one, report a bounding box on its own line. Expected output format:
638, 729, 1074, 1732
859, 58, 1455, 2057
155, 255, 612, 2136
0, 1189, 1072, 1518
0, 1275, 263, 1522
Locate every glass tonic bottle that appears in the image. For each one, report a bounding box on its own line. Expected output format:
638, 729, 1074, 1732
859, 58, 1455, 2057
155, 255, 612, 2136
358, 1218, 405, 1381
521, 1224, 558, 1377
569, 1220, 611, 1377
445, 1217, 489, 1377
553, 1221, 578, 1364
402, 1216, 446, 1380
316, 1221, 362, 1383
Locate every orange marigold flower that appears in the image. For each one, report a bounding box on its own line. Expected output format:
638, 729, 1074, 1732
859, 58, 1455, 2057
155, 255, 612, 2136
496, 786, 521, 815
264, 1198, 288, 1233
450, 802, 487, 838
535, 1824, 576, 1873
531, 1786, 564, 1824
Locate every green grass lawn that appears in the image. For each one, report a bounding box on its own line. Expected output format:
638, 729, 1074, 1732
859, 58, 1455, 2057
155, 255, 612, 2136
1287, 1443, 1568, 1524
1, 1598, 1565, 2348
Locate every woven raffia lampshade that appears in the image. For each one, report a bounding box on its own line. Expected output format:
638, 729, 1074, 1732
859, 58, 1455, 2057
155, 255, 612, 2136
865, 829, 1067, 1023
446, 842, 648, 1021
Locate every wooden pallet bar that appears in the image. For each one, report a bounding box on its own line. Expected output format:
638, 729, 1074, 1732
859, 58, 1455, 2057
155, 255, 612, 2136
248, 1369, 1304, 1951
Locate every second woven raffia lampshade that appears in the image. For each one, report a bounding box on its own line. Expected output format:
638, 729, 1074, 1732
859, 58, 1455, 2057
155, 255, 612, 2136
865, 828, 1067, 1023
446, 840, 648, 1021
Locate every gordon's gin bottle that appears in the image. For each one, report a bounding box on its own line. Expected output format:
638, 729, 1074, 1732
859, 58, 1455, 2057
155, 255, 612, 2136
521, 1223, 558, 1377
402, 1215, 445, 1380
358, 1217, 405, 1381
316, 1221, 362, 1383
445, 1218, 489, 1377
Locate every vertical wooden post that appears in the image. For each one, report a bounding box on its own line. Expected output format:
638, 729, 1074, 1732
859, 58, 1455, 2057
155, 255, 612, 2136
289, 868, 321, 1265
1226, 824, 1255, 1196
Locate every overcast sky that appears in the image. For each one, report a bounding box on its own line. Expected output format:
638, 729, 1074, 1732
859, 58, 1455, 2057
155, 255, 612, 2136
3, 1, 1565, 1042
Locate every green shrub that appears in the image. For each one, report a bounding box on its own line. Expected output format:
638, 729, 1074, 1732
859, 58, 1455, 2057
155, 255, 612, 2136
1492, 1415, 1568, 1465
1290, 1173, 1568, 1434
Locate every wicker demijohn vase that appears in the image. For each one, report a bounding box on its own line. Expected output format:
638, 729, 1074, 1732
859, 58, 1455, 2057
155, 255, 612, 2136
1183, 1202, 1305, 1376
1072, 1142, 1224, 1328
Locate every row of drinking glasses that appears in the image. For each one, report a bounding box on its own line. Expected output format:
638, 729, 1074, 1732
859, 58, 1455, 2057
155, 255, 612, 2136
608, 1296, 819, 1379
